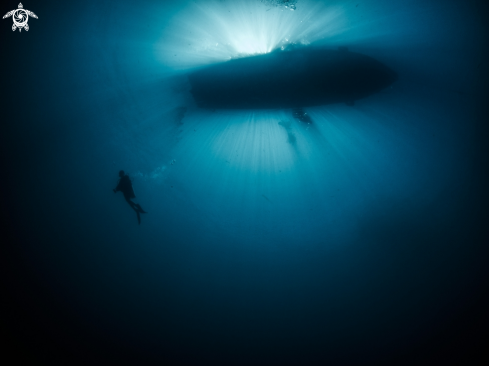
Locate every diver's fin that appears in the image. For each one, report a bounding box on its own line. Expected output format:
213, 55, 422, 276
136, 204, 147, 213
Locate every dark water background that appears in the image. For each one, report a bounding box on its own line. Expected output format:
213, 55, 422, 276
2, 0, 488, 364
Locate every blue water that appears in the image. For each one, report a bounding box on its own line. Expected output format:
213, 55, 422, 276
2, 0, 488, 364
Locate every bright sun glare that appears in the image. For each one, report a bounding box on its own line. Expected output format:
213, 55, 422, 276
156, 0, 345, 69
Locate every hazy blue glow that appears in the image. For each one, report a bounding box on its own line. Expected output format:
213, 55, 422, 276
57, 0, 482, 250
64, 0, 473, 249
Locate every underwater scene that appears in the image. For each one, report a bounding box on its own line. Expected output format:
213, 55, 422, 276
2, 0, 488, 364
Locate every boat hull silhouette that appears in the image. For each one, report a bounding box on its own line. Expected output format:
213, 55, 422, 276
188, 47, 397, 109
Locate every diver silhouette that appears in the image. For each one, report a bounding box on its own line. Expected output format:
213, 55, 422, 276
113, 170, 147, 224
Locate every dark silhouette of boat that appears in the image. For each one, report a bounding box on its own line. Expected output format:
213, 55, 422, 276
188, 46, 397, 109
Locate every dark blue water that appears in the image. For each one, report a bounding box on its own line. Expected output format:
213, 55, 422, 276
2, 0, 488, 364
